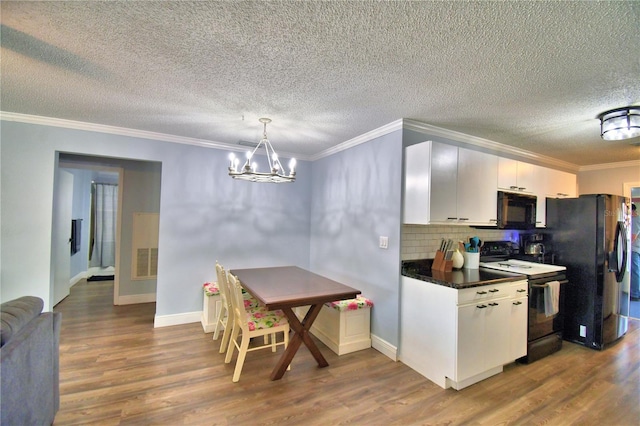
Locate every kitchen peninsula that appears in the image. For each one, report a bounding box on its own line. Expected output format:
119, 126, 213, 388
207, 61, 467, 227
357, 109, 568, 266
400, 259, 527, 390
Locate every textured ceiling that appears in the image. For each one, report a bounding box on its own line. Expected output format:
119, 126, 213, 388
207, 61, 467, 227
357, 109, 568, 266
1, 1, 639, 166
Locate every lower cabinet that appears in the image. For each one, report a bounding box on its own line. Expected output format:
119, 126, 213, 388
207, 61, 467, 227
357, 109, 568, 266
400, 276, 528, 390
456, 298, 510, 382
509, 294, 528, 361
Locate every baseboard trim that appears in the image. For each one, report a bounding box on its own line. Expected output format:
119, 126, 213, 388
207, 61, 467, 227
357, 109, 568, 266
117, 293, 156, 305
371, 334, 398, 361
154, 311, 201, 328
70, 271, 87, 287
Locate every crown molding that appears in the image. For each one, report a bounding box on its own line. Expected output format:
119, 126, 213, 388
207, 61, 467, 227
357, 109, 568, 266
402, 118, 580, 172
3, 111, 635, 172
0, 111, 309, 161
309, 119, 404, 161
578, 159, 640, 172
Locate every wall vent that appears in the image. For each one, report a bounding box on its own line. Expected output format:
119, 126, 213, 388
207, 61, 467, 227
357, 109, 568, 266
132, 213, 159, 279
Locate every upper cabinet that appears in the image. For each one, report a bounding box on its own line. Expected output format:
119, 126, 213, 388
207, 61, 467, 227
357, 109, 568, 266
536, 168, 577, 227
404, 141, 498, 226
404, 140, 576, 228
543, 168, 577, 199
497, 158, 541, 194
457, 148, 498, 225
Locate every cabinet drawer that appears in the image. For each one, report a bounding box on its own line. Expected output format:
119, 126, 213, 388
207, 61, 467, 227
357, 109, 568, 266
457, 282, 510, 305
508, 280, 528, 298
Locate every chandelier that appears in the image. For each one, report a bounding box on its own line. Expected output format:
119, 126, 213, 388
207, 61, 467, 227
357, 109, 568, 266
228, 118, 296, 183
597, 106, 640, 141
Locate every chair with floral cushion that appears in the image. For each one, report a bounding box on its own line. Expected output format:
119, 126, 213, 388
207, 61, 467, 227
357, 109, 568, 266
214, 262, 260, 354
225, 273, 290, 382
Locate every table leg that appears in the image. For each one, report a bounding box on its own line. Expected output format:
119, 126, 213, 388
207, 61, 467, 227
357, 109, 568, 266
270, 304, 328, 380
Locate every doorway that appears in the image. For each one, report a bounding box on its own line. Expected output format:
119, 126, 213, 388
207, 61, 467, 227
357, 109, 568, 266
58, 160, 123, 306
624, 182, 640, 319
55, 153, 162, 307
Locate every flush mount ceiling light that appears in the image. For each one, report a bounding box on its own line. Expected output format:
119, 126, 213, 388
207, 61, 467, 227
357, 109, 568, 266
597, 106, 640, 141
228, 118, 296, 183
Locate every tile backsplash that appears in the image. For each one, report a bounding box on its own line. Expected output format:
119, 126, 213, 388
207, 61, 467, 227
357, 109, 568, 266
402, 224, 516, 261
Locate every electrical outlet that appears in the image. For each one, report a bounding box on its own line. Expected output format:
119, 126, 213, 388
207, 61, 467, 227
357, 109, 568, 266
579, 325, 587, 337
379, 236, 389, 249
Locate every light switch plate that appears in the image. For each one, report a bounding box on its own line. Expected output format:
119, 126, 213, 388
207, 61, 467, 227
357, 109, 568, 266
379, 236, 389, 249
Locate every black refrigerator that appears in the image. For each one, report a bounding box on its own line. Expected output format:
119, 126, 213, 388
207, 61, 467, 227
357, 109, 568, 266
546, 194, 630, 350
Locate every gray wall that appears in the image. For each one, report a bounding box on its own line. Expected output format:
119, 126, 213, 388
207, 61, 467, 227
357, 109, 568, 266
0, 121, 311, 320
310, 130, 403, 347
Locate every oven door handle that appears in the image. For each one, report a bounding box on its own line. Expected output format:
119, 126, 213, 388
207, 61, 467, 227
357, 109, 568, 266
531, 279, 569, 288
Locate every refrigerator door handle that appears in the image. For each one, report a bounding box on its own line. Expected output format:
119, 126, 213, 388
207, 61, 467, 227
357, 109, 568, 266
609, 220, 628, 282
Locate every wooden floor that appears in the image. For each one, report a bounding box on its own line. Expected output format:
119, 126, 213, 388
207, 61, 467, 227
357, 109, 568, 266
53, 279, 640, 425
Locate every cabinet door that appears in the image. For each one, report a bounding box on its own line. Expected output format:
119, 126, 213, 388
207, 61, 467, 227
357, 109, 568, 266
457, 148, 498, 225
544, 168, 577, 198
456, 303, 487, 380
516, 161, 537, 193
498, 159, 539, 194
509, 296, 528, 361
403, 141, 432, 224
430, 142, 458, 222
497, 158, 518, 191
483, 299, 511, 368
536, 168, 577, 228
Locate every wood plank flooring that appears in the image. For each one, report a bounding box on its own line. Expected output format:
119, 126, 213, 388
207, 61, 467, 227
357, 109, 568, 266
53, 279, 640, 425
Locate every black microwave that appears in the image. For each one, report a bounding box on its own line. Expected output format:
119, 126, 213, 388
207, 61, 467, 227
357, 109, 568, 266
497, 191, 537, 229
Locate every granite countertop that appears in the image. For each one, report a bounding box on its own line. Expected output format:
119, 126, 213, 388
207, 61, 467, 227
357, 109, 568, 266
401, 259, 525, 289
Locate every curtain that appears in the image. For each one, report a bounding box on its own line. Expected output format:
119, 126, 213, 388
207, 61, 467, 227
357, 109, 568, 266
90, 183, 118, 268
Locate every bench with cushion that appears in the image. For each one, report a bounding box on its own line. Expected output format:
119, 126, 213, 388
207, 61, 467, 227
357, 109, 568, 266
295, 295, 373, 355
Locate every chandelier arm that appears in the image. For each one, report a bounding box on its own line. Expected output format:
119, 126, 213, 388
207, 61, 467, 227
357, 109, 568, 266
264, 139, 286, 173
228, 117, 295, 183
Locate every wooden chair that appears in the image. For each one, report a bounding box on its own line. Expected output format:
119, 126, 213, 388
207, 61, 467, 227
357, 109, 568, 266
225, 273, 290, 382
213, 262, 232, 352
213, 262, 260, 354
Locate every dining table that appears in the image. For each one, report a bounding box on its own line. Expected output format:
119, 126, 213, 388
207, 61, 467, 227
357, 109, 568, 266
229, 266, 361, 380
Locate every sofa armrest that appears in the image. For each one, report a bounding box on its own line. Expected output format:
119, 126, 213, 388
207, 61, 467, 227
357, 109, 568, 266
1, 312, 60, 425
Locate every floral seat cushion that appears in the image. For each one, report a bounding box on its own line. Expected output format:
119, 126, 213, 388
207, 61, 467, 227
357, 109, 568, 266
204, 282, 257, 308
326, 295, 373, 311
203, 282, 219, 296
245, 307, 288, 331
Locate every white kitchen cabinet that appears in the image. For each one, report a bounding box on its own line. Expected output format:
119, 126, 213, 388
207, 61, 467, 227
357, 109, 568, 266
456, 297, 510, 381
404, 140, 576, 228
498, 158, 541, 194
543, 168, 576, 199
456, 148, 498, 225
404, 141, 498, 226
399, 276, 528, 390
535, 168, 577, 227
429, 142, 458, 222
509, 296, 528, 361
508, 281, 529, 361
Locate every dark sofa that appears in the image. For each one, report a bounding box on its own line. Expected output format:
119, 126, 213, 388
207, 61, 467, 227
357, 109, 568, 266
1, 296, 61, 425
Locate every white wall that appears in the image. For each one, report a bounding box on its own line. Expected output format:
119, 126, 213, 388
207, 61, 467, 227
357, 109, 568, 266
578, 162, 640, 197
